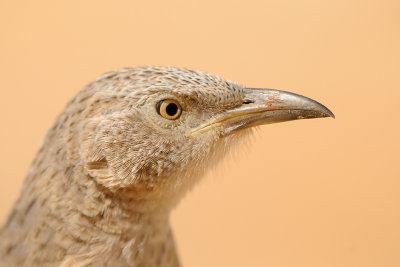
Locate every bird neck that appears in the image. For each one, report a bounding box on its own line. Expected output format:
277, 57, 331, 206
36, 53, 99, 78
0, 163, 178, 266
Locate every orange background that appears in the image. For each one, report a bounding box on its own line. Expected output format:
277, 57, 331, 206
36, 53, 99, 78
0, 1, 399, 266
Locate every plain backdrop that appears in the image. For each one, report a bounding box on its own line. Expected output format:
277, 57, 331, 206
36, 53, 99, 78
0, 1, 399, 266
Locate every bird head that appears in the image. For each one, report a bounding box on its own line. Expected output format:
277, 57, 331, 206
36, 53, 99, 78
74, 66, 333, 209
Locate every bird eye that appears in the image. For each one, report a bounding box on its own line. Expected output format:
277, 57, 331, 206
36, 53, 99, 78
156, 99, 182, 120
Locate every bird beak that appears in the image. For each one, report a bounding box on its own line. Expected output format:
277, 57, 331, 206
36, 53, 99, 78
188, 88, 334, 136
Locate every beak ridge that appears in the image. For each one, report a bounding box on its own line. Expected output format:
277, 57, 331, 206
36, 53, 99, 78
188, 88, 334, 136
242, 88, 335, 119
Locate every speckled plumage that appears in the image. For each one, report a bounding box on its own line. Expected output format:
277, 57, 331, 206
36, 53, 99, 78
0, 66, 333, 267
0, 67, 250, 266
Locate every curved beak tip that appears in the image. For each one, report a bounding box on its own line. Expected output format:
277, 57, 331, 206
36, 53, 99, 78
317, 105, 335, 119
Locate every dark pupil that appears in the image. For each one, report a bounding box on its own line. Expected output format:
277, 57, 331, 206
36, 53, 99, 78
166, 103, 178, 116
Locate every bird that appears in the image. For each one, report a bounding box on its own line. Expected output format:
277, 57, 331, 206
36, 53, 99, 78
0, 66, 334, 267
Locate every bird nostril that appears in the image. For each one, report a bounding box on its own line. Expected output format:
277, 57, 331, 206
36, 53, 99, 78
242, 98, 255, 104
